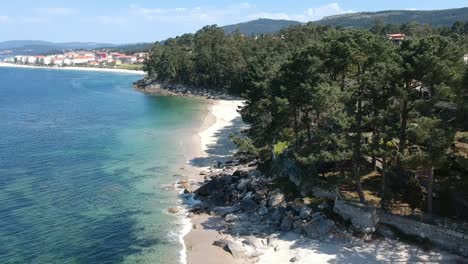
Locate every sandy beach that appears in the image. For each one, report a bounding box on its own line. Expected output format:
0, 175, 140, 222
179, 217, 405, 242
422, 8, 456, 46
177, 99, 244, 264
0, 62, 146, 75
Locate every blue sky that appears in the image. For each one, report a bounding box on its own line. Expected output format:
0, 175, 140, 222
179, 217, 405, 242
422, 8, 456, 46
0, 0, 466, 43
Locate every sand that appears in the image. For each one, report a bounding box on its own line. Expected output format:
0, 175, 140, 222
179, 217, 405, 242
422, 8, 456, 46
181, 99, 244, 264
0, 62, 146, 75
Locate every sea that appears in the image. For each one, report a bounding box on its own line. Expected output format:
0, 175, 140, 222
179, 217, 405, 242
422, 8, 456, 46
0, 67, 208, 263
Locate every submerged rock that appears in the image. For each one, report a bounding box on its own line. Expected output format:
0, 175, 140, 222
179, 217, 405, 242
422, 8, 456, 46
168, 207, 179, 214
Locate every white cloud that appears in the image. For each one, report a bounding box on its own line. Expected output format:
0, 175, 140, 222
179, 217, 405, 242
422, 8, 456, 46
127, 2, 354, 27
249, 3, 353, 22
305, 3, 353, 21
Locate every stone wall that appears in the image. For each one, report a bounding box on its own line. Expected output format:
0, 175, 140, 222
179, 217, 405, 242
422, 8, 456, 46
380, 212, 468, 257
333, 197, 379, 232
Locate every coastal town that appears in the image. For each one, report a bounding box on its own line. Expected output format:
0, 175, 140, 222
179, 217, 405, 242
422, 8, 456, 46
0, 50, 148, 68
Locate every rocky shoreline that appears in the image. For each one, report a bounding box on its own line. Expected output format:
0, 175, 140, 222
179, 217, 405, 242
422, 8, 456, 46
180, 158, 464, 263
133, 78, 237, 99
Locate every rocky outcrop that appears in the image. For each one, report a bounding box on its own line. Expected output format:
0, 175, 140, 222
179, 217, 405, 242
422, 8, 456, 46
134, 78, 234, 99
191, 161, 337, 242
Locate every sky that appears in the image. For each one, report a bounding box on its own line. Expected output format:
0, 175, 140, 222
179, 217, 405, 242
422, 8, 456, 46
0, 0, 466, 44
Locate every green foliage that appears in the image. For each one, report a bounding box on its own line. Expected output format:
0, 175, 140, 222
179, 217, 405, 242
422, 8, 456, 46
315, 7, 468, 28
273, 141, 288, 156
230, 135, 258, 160
145, 20, 466, 209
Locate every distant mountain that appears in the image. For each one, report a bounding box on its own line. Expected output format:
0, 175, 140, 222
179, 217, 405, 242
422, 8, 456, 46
222, 18, 302, 35
315, 7, 468, 28
0, 40, 118, 56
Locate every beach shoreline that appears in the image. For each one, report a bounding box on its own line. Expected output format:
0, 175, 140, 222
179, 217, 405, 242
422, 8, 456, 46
0, 62, 146, 75
176, 99, 244, 264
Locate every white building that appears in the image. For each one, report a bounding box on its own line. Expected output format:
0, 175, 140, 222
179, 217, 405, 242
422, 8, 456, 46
3, 57, 15, 63
51, 58, 63, 65
63, 58, 72, 65
15, 56, 25, 63
26, 56, 37, 64
40, 57, 52, 65
464, 54, 468, 64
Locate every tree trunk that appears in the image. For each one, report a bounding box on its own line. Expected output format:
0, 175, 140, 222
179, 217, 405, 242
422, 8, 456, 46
354, 97, 366, 204
381, 155, 387, 209
397, 99, 408, 180
427, 165, 434, 216
355, 173, 366, 204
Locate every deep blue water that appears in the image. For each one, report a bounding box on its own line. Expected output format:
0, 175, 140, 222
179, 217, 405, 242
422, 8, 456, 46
0, 67, 207, 263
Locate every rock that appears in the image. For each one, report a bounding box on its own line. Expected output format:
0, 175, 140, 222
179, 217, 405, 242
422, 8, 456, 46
213, 239, 245, 259
293, 220, 305, 234
268, 208, 284, 223
310, 212, 322, 220
183, 188, 191, 194
290, 256, 299, 262
168, 207, 179, 214
291, 198, 305, 213
258, 205, 268, 216
193, 223, 202, 229
376, 224, 395, 239
212, 205, 240, 217
240, 198, 258, 212
199, 170, 208, 175
267, 234, 278, 247
212, 160, 222, 169
225, 213, 239, 222
236, 179, 249, 192
196, 175, 232, 196
268, 189, 285, 207
318, 201, 329, 210
242, 236, 264, 249
304, 219, 335, 239
300, 206, 313, 219
280, 214, 293, 232
177, 179, 189, 184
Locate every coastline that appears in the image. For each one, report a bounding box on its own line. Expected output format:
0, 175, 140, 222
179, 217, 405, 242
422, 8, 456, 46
0, 62, 146, 75
178, 99, 244, 264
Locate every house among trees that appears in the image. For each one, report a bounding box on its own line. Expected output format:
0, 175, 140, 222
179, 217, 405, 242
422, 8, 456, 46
464, 54, 468, 64
387, 33, 406, 45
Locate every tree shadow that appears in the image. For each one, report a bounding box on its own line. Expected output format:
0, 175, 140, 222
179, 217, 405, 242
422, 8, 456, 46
189, 116, 245, 168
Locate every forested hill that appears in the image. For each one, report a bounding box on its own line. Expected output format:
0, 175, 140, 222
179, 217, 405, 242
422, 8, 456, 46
316, 7, 468, 28
222, 18, 302, 35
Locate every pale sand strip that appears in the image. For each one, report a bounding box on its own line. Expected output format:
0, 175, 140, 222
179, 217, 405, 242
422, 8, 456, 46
183, 99, 245, 264
198, 100, 243, 155
0, 62, 146, 75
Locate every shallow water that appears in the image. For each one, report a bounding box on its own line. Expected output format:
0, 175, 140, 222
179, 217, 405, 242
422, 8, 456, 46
0, 67, 207, 263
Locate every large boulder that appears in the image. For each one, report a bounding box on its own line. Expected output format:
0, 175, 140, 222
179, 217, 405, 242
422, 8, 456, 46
258, 204, 269, 216
240, 198, 258, 212
299, 206, 313, 219
280, 214, 293, 232
212, 205, 240, 217
196, 175, 232, 196
290, 198, 305, 213
213, 239, 245, 259
304, 219, 335, 239
268, 189, 285, 207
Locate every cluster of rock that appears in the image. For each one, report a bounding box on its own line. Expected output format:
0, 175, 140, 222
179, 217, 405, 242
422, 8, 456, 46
133, 78, 232, 99
187, 160, 339, 259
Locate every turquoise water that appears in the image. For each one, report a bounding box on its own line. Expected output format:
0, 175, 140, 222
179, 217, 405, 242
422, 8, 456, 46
0, 67, 207, 263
